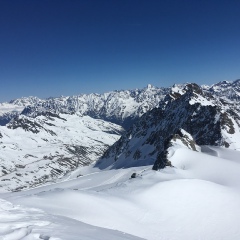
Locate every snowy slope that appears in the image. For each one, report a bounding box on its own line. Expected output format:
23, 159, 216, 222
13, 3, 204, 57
0, 85, 169, 191
0, 198, 142, 240
0, 114, 123, 192
97, 83, 240, 170
1, 146, 240, 240
1, 80, 240, 239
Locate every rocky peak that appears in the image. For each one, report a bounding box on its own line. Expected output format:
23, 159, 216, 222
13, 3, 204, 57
152, 129, 199, 170
184, 83, 203, 95
9, 96, 42, 106
208, 79, 240, 102
18, 86, 169, 129
97, 83, 240, 171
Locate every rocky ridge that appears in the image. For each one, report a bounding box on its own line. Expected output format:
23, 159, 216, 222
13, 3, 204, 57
1, 85, 169, 129
96, 83, 240, 170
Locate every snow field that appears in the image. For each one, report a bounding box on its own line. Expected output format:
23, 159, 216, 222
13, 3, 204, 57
0, 114, 122, 191
1, 146, 240, 239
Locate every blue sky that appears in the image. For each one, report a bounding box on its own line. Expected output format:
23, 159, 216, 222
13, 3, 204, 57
1, 0, 240, 101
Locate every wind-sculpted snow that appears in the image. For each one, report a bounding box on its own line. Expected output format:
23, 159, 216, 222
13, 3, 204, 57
97, 83, 240, 170
0, 198, 142, 240
2, 146, 240, 240
0, 114, 123, 192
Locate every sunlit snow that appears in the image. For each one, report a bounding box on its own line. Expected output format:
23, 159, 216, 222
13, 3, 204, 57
1, 147, 240, 240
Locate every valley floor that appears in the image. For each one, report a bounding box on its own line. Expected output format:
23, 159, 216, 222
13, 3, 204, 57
1, 146, 240, 240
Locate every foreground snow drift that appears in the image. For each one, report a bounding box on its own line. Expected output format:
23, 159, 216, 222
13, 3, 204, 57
1, 147, 240, 240
0, 199, 142, 240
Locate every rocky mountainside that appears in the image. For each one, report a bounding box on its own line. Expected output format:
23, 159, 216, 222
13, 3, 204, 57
2, 80, 240, 128
96, 83, 240, 170
1, 80, 240, 191
203, 79, 240, 101
0, 113, 123, 191
1, 85, 169, 129
23, 85, 169, 129
0, 97, 43, 126
0, 85, 168, 191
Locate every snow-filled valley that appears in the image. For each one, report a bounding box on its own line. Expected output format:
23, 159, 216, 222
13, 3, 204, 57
0, 114, 123, 192
1, 147, 240, 240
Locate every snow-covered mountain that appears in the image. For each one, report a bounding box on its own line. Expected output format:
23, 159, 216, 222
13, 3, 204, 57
203, 79, 240, 101
2, 80, 240, 128
0, 113, 123, 191
1, 80, 240, 239
0, 96, 43, 126
5, 85, 169, 129
0, 85, 170, 191
96, 83, 240, 170
1, 80, 240, 191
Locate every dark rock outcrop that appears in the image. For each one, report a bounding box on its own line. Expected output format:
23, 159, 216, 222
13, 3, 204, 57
97, 83, 240, 170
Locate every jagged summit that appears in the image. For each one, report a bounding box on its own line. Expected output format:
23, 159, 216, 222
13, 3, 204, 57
207, 79, 240, 102
1, 80, 238, 127
96, 83, 240, 170
1, 85, 169, 128
9, 96, 42, 106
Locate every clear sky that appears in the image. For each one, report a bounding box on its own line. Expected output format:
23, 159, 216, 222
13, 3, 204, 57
1, 0, 240, 102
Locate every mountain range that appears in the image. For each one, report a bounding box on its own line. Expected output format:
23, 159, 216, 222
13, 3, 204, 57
1, 79, 240, 191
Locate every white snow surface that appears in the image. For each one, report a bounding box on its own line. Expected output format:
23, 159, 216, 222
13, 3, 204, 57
0, 103, 24, 115
0, 114, 123, 191
1, 146, 240, 240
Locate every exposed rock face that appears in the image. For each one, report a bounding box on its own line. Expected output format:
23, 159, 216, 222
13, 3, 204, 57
0, 85, 169, 191
96, 83, 240, 170
7, 116, 56, 135
171, 129, 199, 151
153, 129, 199, 169
205, 79, 240, 102
0, 97, 43, 126
19, 85, 169, 129
1, 80, 240, 129
0, 112, 19, 126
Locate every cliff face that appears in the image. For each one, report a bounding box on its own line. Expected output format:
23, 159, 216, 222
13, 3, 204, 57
96, 83, 240, 170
